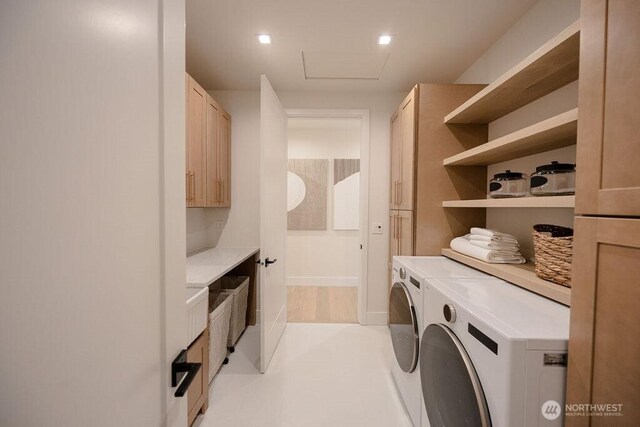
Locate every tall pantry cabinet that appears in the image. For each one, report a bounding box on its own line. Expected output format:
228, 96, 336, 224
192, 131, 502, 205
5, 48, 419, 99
389, 88, 417, 262
388, 84, 488, 277
566, 1, 640, 425
186, 73, 231, 208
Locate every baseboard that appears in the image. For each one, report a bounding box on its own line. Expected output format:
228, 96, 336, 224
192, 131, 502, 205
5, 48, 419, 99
366, 311, 388, 326
287, 276, 359, 287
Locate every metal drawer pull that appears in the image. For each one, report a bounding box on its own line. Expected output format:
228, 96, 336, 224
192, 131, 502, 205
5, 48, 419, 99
171, 349, 202, 397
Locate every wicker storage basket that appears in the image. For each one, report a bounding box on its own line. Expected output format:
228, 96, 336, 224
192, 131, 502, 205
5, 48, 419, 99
208, 292, 232, 383
221, 276, 249, 348
532, 224, 574, 287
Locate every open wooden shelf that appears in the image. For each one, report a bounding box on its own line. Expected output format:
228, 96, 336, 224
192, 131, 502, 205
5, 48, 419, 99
445, 20, 580, 124
442, 195, 574, 208
442, 249, 571, 306
443, 109, 578, 166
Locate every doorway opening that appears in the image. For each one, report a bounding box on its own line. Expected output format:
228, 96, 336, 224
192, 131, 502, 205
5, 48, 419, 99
285, 110, 370, 324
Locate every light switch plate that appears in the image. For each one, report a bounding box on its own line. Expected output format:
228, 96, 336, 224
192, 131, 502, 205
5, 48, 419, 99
372, 223, 383, 234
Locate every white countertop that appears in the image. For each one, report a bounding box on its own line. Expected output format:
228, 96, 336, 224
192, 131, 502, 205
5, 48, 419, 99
186, 247, 259, 286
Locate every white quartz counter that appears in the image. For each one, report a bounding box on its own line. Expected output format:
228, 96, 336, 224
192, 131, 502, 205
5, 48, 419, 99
186, 247, 259, 286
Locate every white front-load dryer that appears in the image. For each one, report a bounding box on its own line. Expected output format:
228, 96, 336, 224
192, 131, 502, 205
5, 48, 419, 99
390, 259, 424, 426
420, 277, 570, 427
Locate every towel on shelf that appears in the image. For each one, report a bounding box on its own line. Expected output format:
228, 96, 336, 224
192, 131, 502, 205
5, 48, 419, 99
469, 240, 520, 251
470, 227, 512, 238
469, 234, 519, 245
450, 235, 526, 264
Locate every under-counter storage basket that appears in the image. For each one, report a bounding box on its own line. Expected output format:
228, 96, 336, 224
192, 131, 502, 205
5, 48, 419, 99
532, 224, 573, 287
221, 276, 249, 348
208, 292, 232, 383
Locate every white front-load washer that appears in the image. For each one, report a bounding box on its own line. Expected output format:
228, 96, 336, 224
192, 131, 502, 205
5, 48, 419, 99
419, 276, 570, 427
390, 256, 498, 426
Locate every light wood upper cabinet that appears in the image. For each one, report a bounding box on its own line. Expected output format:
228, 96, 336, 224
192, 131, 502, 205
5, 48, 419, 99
186, 73, 232, 208
389, 87, 417, 211
186, 75, 207, 207
575, 0, 640, 217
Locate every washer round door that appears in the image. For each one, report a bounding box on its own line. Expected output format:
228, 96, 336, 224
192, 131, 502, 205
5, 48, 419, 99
420, 324, 491, 427
389, 281, 419, 373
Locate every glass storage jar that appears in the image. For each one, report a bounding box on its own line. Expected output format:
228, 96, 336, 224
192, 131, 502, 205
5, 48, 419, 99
488, 170, 529, 198
530, 161, 576, 196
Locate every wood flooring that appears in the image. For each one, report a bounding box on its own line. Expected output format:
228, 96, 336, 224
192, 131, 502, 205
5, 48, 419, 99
287, 286, 358, 323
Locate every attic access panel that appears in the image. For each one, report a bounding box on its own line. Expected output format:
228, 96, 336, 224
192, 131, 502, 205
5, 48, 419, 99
302, 51, 389, 80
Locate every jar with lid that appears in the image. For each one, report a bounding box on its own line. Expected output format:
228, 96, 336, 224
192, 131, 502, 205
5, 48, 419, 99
488, 170, 529, 198
530, 161, 576, 196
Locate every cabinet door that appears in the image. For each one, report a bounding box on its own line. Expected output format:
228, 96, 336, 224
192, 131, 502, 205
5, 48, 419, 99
566, 217, 640, 426
205, 95, 220, 207
397, 210, 414, 256
390, 112, 402, 209
186, 328, 209, 426
218, 111, 231, 207
186, 74, 207, 207
576, 0, 640, 216
399, 88, 417, 211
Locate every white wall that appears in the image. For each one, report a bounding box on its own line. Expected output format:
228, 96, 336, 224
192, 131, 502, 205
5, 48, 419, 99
0, 1, 187, 426
186, 208, 225, 254
287, 118, 361, 286
210, 89, 404, 324
456, 0, 581, 259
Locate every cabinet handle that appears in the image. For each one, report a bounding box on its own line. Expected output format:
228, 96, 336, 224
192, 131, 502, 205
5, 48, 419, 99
190, 172, 195, 203
393, 181, 398, 205
391, 181, 395, 205
186, 172, 190, 204
393, 215, 398, 240
192, 172, 196, 203
391, 215, 395, 240
171, 349, 202, 398
397, 181, 402, 205
398, 216, 403, 251
393, 181, 398, 206
393, 215, 397, 239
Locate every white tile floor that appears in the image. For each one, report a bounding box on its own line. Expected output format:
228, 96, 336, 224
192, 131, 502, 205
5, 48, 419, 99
194, 323, 413, 427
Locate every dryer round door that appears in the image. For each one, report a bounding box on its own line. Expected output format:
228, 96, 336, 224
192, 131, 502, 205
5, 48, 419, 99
389, 281, 419, 373
420, 324, 491, 427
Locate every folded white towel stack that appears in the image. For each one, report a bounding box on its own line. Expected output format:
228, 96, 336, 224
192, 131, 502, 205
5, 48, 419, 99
450, 228, 525, 264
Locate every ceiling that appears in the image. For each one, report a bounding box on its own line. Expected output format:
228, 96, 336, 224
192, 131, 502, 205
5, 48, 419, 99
288, 117, 361, 131
186, 0, 537, 92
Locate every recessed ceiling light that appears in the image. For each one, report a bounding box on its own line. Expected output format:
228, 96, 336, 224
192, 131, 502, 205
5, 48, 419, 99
258, 34, 272, 44
378, 35, 392, 45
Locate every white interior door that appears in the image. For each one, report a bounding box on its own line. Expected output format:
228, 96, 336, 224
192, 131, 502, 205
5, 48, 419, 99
259, 75, 288, 373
